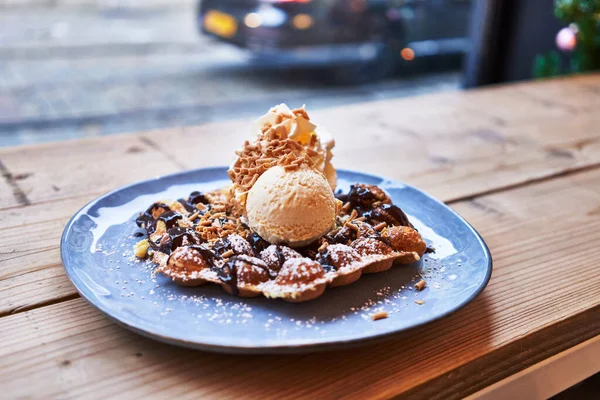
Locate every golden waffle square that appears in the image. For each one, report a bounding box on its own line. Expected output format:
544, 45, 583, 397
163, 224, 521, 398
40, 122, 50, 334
134, 184, 426, 303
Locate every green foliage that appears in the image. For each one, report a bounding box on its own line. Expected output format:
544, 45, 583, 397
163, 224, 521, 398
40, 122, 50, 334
533, 52, 562, 78
534, 0, 600, 77
555, 0, 600, 21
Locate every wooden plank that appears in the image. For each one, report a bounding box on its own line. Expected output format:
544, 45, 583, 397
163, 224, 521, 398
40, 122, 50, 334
0, 194, 97, 315
468, 336, 600, 400
0, 178, 18, 208
0, 165, 598, 399
2, 76, 600, 317
144, 97, 600, 202
0, 135, 183, 206
0, 265, 76, 315
0, 136, 183, 313
0, 74, 592, 208
516, 73, 600, 113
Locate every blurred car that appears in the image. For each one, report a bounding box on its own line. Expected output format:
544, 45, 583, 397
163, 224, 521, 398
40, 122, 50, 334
197, 0, 471, 81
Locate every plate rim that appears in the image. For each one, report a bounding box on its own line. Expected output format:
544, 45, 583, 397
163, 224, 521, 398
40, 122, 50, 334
60, 166, 493, 353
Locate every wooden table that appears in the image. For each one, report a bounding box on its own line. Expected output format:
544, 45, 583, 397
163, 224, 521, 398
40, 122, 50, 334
1, 74, 599, 399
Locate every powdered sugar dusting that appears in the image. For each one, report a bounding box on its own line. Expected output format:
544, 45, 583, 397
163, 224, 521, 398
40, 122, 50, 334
276, 257, 324, 285
228, 234, 254, 255
83, 211, 462, 348
260, 245, 301, 269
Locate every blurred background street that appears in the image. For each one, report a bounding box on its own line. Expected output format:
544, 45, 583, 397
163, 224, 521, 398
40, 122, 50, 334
0, 0, 463, 146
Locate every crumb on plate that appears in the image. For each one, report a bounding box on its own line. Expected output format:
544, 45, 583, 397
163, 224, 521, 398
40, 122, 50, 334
371, 311, 389, 321
414, 279, 427, 291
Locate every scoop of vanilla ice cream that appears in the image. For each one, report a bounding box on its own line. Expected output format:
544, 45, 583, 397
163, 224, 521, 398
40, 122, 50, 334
246, 165, 336, 247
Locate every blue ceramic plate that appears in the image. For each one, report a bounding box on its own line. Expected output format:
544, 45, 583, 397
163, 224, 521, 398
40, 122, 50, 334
61, 168, 491, 354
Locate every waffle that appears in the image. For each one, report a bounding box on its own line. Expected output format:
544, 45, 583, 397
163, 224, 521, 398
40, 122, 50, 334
134, 183, 426, 302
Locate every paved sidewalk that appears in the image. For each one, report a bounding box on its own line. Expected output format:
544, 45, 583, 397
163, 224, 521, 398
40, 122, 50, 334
0, 6, 198, 50
0, 0, 194, 9
0, 3, 461, 146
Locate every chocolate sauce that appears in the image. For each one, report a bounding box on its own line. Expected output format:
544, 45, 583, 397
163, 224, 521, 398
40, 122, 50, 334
189, 191, 209, 205
135, 202, 184, 235
135, 202, 170, 232
367, 234, 393, 247
221, 256, 274, 294
296, 240, 321, 259
426, 246, 435, 253
153, 227, 198, 253
168, 244, 270, 296
324, 226, 355, 245
218, 258, 239, 296
275, 245, 286, 270
158, 211, 183, 230
186, 245, 218, 267
362, 204, 410, 227
151, 237, 162, 250
220, 254, 272, 295
133, 231, 145, 238
177, 199, 196, 213
249, 241, 286, 277
248, 232, 269, 255
346, 184, 379, 208
177, 191, 209, 213
212, 237, 232, 257
169, 227, 199, 250
316, 248, 336, 273
334, 188, 348, 203
338, 185, 411, 227
156, 236, 170, 253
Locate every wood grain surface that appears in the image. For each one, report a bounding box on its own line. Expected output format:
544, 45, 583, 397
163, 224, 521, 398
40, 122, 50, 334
0, 74, 599, 399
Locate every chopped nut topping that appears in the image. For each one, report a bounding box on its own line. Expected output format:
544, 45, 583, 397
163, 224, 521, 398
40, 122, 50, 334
228, 107, 327, 205
371, 311, 389, 321
133, 239, 149, 258
138, 167, 426, 302
346, 221, 359, 232
155, 220, 166, 235
317, 241, 329, 252
221, 249, 234, 259
414, 300, 425, 305
373, 222, 387, 231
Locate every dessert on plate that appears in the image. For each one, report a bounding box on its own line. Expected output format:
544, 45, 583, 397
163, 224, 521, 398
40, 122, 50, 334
134, 104, 426, 302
